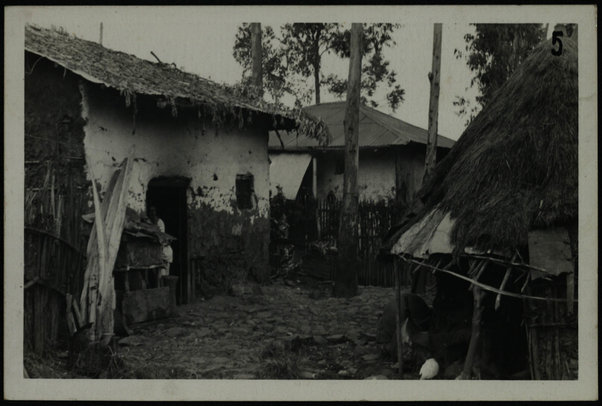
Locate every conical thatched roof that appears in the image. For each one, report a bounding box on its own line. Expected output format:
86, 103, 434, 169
388, 37, 577, 256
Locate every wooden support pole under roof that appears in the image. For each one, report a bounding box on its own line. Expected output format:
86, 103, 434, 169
394, 257, 404, 378
495, 254, 516, 310
459, 285, 486, 379
496, 268, 512, 311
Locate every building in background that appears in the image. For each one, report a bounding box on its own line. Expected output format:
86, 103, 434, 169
269, 101, 455, 205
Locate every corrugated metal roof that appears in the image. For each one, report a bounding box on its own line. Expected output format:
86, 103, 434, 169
269, 102, 455, 149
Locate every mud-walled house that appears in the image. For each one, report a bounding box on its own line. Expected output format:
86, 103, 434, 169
24, 25, 326, 347
383, 36, 578, 380
268, 101, 455, 204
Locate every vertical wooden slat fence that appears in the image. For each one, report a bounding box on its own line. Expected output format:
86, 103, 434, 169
24, 160, 88, 354
283, 197, 410, 287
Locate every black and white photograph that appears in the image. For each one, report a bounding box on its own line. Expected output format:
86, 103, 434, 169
4, 4, 598, 401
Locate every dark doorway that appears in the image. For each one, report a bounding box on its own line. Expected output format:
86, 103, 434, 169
146, 177, 190, 305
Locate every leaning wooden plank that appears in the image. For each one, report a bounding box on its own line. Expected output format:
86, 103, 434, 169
97, 160, 129, 338
101, 159, 132, 285
80, 163, 122, 330
80, 173, 113, 319
91, 177, 108, 338
79, 170, 109, 340
96, 166, 123, 296
96, 158, 133, 343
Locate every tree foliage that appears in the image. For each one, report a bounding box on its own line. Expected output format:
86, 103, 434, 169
454, 24, 546, 124
233, 24, 291, 104
280, 23, 340, 105
233, 23, 405, 111
325, 23, 405, 111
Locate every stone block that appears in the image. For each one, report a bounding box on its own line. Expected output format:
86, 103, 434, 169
121, 287, 171, 324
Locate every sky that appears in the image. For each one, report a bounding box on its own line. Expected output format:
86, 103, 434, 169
25, 7, 557, 141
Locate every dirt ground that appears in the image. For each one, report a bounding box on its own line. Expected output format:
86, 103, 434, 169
25, 279, 419, 380
117, 279, 417, 379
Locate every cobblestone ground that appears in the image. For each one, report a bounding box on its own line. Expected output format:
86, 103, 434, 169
117, 281, 416, 379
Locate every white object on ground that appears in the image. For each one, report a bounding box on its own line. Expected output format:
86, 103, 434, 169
419, 358, 439, 380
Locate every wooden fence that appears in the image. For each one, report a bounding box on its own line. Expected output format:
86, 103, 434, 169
24, 161, 88, 354
24, 227, 87, 353
277, 197, 410, 287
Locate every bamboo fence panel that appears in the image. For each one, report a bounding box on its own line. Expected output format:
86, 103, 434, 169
24, 160, 88, 354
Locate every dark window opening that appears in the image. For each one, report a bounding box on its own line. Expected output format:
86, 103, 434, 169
335, 156, 345, 175
236, 174, 254, 209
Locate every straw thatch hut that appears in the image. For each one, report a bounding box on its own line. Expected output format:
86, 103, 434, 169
384, 35, 577, 380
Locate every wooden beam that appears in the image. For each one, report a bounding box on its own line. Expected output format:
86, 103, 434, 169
423, 23, 443, 184
468, 260, 488, 291
402, 255, 572, 303
495, 268, 512, 311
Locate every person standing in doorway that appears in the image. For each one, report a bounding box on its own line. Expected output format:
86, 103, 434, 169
148, 206, 173, 285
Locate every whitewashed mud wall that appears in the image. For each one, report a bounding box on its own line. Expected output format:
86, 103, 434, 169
81, 84, 271, 288
317, 150, 397, 202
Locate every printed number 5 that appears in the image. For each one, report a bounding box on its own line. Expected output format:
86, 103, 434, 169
552, 31, 564, 56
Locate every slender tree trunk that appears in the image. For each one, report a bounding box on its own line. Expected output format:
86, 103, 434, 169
423, 23, 442, 184
314, 65, 321, 104
334, 23, 362, 298
313, 28, 322, 104
250, 23, 263, 97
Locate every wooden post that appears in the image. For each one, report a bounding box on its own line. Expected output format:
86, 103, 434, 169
250, 23, 263, 98
313, 157, 321, 239
334, 23, 362, 298
459, 286, 485, 379
99, 22, 103, 45
312, 157, 318, 198
423, 23, 442, 184
394, 257, 404, 378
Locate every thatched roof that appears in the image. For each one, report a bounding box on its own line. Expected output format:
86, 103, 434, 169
388, 37, 578, 256
269, 101, 455, 150
25, 25, 328, 139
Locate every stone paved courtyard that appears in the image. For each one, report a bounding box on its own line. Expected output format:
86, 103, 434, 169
116, 281, 416, 379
